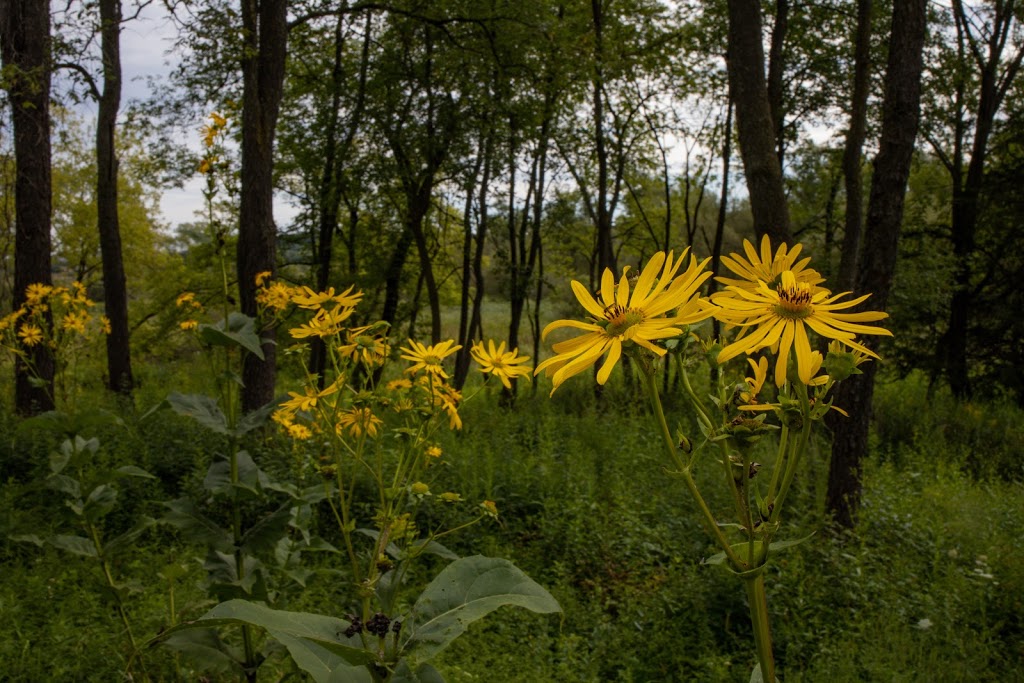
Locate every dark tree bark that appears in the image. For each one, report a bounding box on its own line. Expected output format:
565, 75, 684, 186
0, 0, 54, 414
827, 0, 927, 529
766, 0, 789, 165
708, 101, 733, 345
836, 0, 873, 293
309, 9, 372, 386
725, 0, 792, 246
97, 0, 133, 398
591, 0, 615, 275
239, 0, 288, 413
942, 0, 1024, 399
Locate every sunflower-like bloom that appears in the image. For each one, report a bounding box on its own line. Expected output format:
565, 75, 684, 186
401, 339, 461, 379
291, 285, 363, 310
338, 325, 391, 367
535, 250, 713, 394
337, 406, 383, 438
25, 283, 52, 307
471, 339, 532, 389
18, 323, 43, 347
715, 270, 891, 387
290, 305, 356, 339
279, 381, 340, 415
715, 235, 825, 293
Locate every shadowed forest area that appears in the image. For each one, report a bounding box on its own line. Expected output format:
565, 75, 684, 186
0, 1, 1022, 681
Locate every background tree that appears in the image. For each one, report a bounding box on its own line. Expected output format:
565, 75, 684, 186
827, 0, 928, 529
0, 0, 55, 414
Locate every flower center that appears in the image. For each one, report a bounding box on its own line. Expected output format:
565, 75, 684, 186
604, 304, 645, 337
773, 279, 813, 319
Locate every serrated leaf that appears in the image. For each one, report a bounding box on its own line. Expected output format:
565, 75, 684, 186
391, 660, 446, 683
83, 484, 118, 523
114, 465, 156, 480
105, 516, 156, 557
400, 556, 560, 665
271, 632, 373, 683
49, 534, 97, 557
199, 312, 265, 359
166, 392, 229, 434
162, 498, 234, 552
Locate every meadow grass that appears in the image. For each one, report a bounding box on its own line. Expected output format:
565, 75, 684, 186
0, 363, 1021, 681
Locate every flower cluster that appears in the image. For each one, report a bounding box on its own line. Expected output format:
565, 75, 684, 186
0, 282, 107, 354
537, 236, 890, 397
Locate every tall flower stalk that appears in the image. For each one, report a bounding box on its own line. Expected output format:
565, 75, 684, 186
537, 239, 890, 682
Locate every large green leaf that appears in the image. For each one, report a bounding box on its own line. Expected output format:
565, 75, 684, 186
167, 392, 229, 434
391, 660, 446, 683
82, 484, 118, 524
104, 516, 156, 558
161, 599, 373, 679
271, 632, 373, 683
203, 450, 268, 497
49, 534, 97, 558
162, 498, 234, 552
400, 556, 560, 665
240, 503, 294, 556
199, 312, 265, 359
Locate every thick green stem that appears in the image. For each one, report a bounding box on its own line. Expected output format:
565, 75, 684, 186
745, 574, 777, 682
641, 367, 743, 568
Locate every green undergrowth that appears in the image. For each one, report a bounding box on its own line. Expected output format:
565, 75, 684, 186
0, 373, 1021, 681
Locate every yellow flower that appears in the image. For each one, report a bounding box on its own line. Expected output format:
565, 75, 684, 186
257, 281, 295, 311
280, 382, 340, 414
287, 423, 313, 440
18, 323, 43, 347
180, 319, 199, 331
438, 492, 463, 503
338, 325, 391, 367
715, 235, 825, 293
176, 292, 197, 308
471, 340, 532, 389
425, 445, 443, 459
535, 250, 713, 394
255, 270, 273, 287
715, 270, 891, 387
387, 378, 413, 391
61, 311, 89, 334
211, 111, 227, 127
401, 339, 461, 379
291, 285, 363, 310
100, 316, 112, 335
480, 500, 498, 518
290, 306, 355, 339
337, 406, 383, 438
410, 482, 430, 495
425, 380, 462, 430
738, 356, 770, 409
198, 158, 214, 174
25, 283, 52, 307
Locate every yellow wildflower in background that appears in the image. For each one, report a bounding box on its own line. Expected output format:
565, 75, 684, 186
338, 325, 390, 367
291, 285, 363, 310
17, 323, 43, 347
255, 270, 273, 287
425, 445, 443, 459
257, 281, 295, 312
25, 284, 52, 307
290, 306, 356, 339
62, 311, 89, 334
715, 235, 825, 293
100, 316, 112, 335
471, 340, 531, 389
480, 500, 498, 518
438, 492, 462, 503
715, 270, 891, 387
280, 382, 340, 415
401, 339, 461, 379
337, 407, 383, 438
535, 250, 713, 393
180, 320, 199, 331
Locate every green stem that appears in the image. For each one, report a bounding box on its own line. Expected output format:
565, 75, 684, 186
765, 424, 790, 506
675, 355, 714, 433
641, 368, 743, 568
770, 384, 812, 525
745, 574, 777, 682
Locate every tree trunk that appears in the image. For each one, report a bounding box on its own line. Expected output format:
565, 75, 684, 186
238, 0, 287, 413
836, 0, 873, 293
97, 0, 133, 399
453, 133, 486, 389
591, 0, 615, 275
767, 0, 789, 165
0, 0, 54, 414
709, 101, 733, 345
725, 0, 791, 246
827, 0, 927, 529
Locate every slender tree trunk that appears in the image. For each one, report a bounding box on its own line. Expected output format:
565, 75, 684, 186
827, 0, 927, 529
592, 0, 615, 275
96, 0, 133, 399
837, 0, 873, 293
454, 134, 486, 389
767, 0, 789, 165
381, 227, 415, 331
725, 0, 791, 246
238, 0, 287, 413
709, 101, 733, 345
0, 0, 54, 414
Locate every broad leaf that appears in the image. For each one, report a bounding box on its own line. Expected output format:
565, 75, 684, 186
162, 498, 234, 552
240, 503, 294, 556
204, 450, 268, 497
199, 312, 265, 359
162, 628, 245, 676
49, 534, 97, 558
235, 399, 280, 436
400, 556, 560, 665
271, 632, 373, 683
83, 484, 118, 523
104, 516, 157, 558
46, 473, 81, 499
167, 393, 229, 434
114, 465, 156, 480
391, 660, 446, 683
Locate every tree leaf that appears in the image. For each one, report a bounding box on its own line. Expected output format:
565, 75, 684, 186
400, 555, 560, 666
166, 392, 229, 434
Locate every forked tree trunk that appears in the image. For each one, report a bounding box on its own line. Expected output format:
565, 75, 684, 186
827, 0, 927, 529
